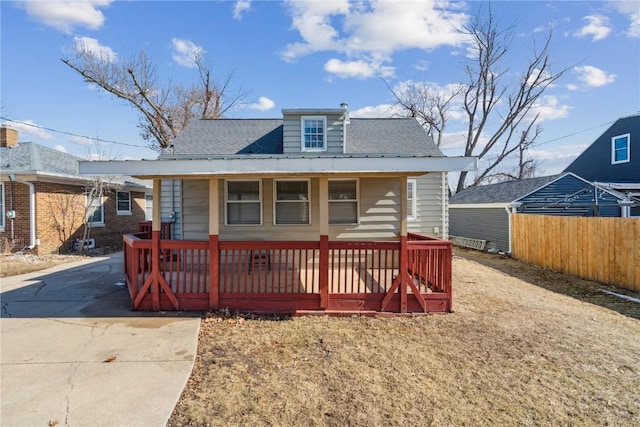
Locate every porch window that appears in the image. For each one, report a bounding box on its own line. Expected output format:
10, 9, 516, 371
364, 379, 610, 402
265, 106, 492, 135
145, 194, 153, 220
275, 179, 310, 225
612, 134, 630, 164
407, 179, 417, 220
116, 190, 131, 215
329, 179, 358, 224
226, 180, 262, 225
86, 189, 104, 227
301, 116, 327, 151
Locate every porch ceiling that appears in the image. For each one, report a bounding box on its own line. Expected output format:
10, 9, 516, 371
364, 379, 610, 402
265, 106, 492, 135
79, 155, 477, 179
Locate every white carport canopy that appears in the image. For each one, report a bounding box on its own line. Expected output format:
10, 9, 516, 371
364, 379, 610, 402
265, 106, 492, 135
79, 155, 477, 178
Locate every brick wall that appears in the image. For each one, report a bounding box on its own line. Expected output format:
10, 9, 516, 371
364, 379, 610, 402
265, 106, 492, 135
0, 180, 147, 255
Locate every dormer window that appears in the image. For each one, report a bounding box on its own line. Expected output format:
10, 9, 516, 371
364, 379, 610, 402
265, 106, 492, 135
301, 116, 327, 151
611, 133, 630, 164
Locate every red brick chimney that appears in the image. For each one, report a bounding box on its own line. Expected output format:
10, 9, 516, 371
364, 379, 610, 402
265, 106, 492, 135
1, 126, 18, 148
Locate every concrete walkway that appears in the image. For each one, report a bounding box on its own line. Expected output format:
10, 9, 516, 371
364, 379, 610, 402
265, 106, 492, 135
1, 252, 201, 427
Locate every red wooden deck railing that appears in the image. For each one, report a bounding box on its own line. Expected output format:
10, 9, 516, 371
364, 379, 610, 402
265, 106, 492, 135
122, 233, 452, 314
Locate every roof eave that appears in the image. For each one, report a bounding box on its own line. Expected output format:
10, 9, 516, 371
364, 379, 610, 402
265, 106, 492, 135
80, 156, 477, 178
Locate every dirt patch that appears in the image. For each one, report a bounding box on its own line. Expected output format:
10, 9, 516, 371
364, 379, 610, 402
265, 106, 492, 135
0, 253, 85, 277
169, 252, 640, 426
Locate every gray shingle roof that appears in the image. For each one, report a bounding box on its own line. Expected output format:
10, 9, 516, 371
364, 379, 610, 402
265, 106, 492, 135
449, 174, 562, 204
1, 142, 81, 175
170, 117, 442, 156
1, 142, 149, 188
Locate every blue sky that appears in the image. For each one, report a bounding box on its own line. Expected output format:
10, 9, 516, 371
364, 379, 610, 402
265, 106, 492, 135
1, 0, 639, 177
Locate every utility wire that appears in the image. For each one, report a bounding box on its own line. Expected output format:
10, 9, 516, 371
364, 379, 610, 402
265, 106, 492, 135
529, 120, 615, 148
0, 116, 149, 149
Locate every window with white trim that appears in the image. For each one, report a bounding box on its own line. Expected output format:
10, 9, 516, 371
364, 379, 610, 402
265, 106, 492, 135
301, 116, 327, 151
612, 133, 630, 164
86, 189, 104, 226
329, 179, 358, 225
407, 179, 417, 220
116, 190, 131, 215
226, 180, 262, 225
274, 179, 310, 225
0, 183, 5, 230
145, 194, 153, 220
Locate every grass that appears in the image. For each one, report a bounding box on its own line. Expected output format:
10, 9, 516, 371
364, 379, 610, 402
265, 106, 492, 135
169, 252, 640, 426
0, 253, 83, 277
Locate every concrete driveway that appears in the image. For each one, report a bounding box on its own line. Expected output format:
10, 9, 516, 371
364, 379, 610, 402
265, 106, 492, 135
1, 252, 201, 427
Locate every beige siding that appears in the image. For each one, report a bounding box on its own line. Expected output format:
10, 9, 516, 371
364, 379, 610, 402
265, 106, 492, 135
177, 175, 446, 241
407, 173, 447, 238
283, 113, 345, 154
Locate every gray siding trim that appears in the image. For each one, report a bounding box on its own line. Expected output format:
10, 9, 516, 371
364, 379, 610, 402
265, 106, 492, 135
283, 113, 344, 154
449, 207, 510, 252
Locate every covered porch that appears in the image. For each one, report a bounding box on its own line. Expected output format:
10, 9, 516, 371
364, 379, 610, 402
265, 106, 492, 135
81, 155, 476, 314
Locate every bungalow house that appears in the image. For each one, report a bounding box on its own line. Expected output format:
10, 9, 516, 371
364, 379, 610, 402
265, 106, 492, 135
80, 105, 476, 314
563, 113, 640, 217
449, 173, 631, 253
0, 126, 150, 255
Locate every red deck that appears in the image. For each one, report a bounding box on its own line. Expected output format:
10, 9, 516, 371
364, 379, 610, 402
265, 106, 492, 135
122, 232, 452, 314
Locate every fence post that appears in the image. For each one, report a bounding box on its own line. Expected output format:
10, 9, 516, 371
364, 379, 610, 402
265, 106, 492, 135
320, 235, 329, 308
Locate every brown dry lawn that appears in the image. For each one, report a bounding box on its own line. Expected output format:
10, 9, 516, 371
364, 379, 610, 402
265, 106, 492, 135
169, 249, 640, 426
0, 253, 84, 277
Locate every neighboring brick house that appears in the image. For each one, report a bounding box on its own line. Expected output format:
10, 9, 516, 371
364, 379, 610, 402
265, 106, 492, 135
0, 126, 150, 254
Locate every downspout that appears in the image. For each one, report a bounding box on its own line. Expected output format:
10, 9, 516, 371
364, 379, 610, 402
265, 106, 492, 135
507, 202, 522, 255
10, 174, 36, 250
341, 102, 350, 153
441, 172, 447, 240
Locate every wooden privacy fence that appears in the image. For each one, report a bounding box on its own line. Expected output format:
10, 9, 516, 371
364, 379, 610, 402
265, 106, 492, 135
511, 214, 640, 291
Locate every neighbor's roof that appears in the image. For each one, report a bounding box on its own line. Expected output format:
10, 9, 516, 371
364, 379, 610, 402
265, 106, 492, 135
449, 174, 562, 204
0, 142, 150, 189
168, 118, 443, 157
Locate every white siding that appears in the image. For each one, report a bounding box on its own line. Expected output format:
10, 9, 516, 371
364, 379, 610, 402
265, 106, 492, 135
181, 179, 209, 240
407, 173, 447, 238
160, 179, 182, 239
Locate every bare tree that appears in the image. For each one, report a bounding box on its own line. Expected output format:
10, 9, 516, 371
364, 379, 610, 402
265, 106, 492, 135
387, 80, 462, 147
391, 8, 568, 192
62, 47, 248, 151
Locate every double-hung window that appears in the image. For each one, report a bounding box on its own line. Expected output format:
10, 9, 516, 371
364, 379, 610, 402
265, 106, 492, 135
116, 190, 131, 215
407, 179, 417, 220
275, 179, 310, 225
226, 180, 262, 225
301, 116, 326, 151
145, 194, 153, 220
329, 179, 358, 224
86, 189, 104, 226
612, 134, 630, 164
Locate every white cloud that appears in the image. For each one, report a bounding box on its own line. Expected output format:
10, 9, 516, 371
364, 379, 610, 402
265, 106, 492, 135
574, 65, 617, 87
73, 36, 117, 62
574, 15, 611, 41
53, 144, 68, 153
246, 97, 275, 111
530, 95, 571, 122
19, 0, 112, 33
172, 38, 205, 68
233, 0, 251, 20
6, 120, 53, 141
281, 0, 468, 78
70, 135, 94, 146
324, 58, 394, 79
610, 1, 640, 37
350, 104, 400, 118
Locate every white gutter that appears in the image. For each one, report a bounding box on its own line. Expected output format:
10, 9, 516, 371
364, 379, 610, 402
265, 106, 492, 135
11, 174, 36, 249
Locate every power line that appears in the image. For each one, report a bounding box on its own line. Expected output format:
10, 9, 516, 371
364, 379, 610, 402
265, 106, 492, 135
0, 116, 150, 149
530, 120, 615, 148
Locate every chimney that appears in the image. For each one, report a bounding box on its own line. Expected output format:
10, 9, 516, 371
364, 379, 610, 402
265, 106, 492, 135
1, 126, 18, 148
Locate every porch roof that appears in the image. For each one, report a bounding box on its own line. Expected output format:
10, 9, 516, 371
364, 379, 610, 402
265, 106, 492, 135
79, 154, 477, 178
